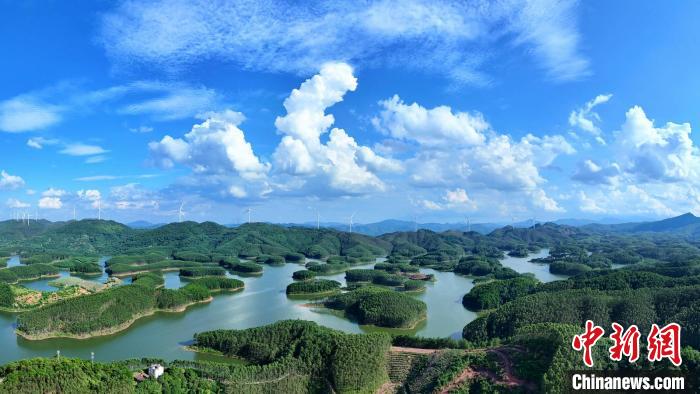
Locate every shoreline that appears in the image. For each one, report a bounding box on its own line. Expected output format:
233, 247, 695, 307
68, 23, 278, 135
14, 285, 243, 341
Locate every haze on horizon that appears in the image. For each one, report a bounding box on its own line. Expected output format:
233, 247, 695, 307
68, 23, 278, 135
2, 1, 700, 225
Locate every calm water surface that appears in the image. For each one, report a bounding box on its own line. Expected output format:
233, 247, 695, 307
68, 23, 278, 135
499, 248, 569, 282
0, 251, 561, 364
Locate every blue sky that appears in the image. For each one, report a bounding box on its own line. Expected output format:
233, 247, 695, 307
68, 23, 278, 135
2, 0, 700, 224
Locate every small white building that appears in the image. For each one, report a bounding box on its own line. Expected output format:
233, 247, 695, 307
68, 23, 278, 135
148, 364, 164, 379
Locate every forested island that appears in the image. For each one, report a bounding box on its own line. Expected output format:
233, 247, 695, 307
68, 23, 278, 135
2, 214, 700, 391
15, 274, 243, 340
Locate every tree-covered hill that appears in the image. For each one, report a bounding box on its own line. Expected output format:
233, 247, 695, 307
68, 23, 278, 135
485, 222, 592, 245
7, 220, 392, 260
0, 219, 58, 250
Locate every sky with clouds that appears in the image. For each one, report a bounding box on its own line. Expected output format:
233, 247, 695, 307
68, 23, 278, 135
2, 0, 700, 224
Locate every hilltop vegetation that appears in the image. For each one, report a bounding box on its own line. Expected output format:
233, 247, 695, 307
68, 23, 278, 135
325, 287, 427, 328
16, 273, 243, 339
1, 220, 391, 264
286, 279, 341, 295
194, 320, 391, 393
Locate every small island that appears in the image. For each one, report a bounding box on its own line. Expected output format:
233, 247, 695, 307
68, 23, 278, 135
292, 269, 316, 280
15, 274, 244, 340
324, 286, 427, 329
229, 261, 263, 275
286, 279, 341, 296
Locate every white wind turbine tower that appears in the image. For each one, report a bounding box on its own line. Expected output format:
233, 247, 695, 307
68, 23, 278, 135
97, 199, 102, 220
245, 207, 253, 224
349, 212, 356, 233
178, 202, 185, 223
466, 217, 471, 232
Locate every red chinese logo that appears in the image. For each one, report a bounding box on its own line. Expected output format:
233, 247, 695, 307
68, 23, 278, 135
573, 321, 682, 367
572, 320, 605, 367
609, 323, 640, 362
647, 323, 682, 366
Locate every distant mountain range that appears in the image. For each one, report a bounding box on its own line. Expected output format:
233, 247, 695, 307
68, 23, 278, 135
118, 213, 700, 237
585, 212, 700, 235
292, 220, 501, 236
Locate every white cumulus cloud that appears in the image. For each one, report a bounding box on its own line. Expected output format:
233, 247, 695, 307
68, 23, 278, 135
149, 109, 270, 181
39, 197, 63, 209
0, 170, 25, 190
569, 93, 611, 138
615, 106, 699, 182
42, 188, 66, 197
273, 62, 400, 194
6, 198, 30, 209
372, 95, 487, 147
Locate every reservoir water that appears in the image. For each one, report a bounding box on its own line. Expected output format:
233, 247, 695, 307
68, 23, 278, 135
0, 250, 559, 364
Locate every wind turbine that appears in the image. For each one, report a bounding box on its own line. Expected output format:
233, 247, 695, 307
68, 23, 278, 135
349, 212, 356, 233
466, 217, 471, 232
97, 199, 102, 220
316, 209, 320, 230
178, 202, 185, 223
245, 207, 253, 224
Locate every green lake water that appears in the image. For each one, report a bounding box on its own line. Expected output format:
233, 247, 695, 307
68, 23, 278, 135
0, 251, 558, 364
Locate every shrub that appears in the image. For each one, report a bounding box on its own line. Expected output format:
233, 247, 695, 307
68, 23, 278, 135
264, 255, 286, 265
230, 262, 263, 273
462, 276, 539, 311
286, 279, 341, 295
179, 267, 226, 277
284, 253, 305, 263
293, 270, 316, 281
